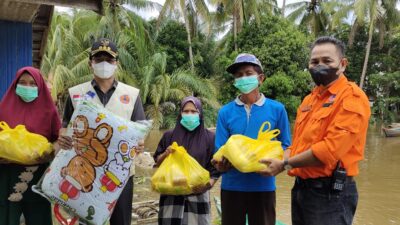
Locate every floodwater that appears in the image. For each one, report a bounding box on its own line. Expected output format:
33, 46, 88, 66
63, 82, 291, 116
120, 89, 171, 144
142, 125, 400, 225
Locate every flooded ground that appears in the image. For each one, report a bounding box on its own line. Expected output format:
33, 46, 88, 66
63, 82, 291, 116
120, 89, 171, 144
137, 125, 400, 225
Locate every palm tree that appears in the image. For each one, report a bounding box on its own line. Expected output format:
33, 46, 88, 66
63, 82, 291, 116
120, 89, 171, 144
41, 11, 95, 109
140, 52, 219, 128
105, 0, 161, 34
42, 9, 219, 129
209, 0, 277, 51
41, 7, 151, 111
286, 0, 330, 37
282, 0, 286, 16
158, 0, 210, 72
349, 0, 400, 89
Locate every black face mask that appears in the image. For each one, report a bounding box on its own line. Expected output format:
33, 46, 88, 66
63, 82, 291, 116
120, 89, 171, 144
308, 64, 340, 86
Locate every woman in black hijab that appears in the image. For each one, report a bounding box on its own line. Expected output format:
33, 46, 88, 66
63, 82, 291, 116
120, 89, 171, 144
153, 96, 219, 225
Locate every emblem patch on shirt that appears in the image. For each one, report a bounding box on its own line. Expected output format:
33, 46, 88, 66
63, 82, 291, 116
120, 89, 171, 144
86, 91, 96, 98
120, 95, 130, 104
323, 94, 336, 107
72, 94, 81, 102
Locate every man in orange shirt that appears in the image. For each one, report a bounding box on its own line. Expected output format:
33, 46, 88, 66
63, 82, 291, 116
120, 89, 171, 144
259, 36, 371, 225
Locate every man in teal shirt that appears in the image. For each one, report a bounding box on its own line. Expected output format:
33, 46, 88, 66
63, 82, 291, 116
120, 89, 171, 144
213, 53, 291, 225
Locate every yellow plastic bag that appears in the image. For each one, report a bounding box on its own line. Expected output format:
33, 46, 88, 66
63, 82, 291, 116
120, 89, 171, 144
151, 142, 210, 195
213, 121, 284, 173
0, 121, 52, 164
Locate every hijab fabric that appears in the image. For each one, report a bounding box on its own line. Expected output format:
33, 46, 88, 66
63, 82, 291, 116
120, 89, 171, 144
169, 97, 212, 160
0, 67, 61, 142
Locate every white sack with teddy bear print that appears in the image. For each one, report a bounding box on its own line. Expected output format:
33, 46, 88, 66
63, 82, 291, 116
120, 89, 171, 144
33, 100, 152, 225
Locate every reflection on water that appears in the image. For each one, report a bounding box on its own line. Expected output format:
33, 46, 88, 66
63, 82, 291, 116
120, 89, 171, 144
144, 126, 400, 225
276, 126, 400, 225
355, 127, 400, 225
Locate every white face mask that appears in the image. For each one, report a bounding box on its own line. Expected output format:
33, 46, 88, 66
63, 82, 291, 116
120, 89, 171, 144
92, 61, 117, 79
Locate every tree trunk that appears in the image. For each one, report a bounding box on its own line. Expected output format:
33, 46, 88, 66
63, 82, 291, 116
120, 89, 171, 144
110, 0, 121, 35
186, 25, 195, 72
282, 0, 286, 17
180, 0, 195, 72
348, 19, 359, 48
359, 22, 374, 89
378, 22, 385, 50
241, 0, 246, 24
233, 13, 238, 52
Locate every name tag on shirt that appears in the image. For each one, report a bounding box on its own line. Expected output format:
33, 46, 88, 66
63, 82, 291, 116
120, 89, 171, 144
301, 105, 311, 112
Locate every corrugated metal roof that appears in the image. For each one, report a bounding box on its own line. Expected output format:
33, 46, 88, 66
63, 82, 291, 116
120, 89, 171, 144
0, 20, 32, 98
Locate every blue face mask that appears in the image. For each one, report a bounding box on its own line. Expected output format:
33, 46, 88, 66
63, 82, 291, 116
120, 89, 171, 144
180, 114, 200, 131
233, 75, 259, 94
16, 84, 38, 102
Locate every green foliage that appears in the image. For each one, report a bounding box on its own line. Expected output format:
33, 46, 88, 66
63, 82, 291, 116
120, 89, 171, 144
192, 35, 218, 78
368, 71, 400, 123
217, 15, 312, 118
155, 20, 218, 77
331, 23, 400, 88
236, 16, 310, 77
156, 20, 190, 73
41, 0, 400, 127
43, 9, 219, 129
286, 0, 331, 36
213, 51, 238, 105
260, 71, 312, 118
331, 24, 367, 83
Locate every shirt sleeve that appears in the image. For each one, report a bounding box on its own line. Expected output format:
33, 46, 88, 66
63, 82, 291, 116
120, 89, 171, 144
311, 96, 370, 169
152, 131, 172, 162
215, 109, 230, 153
62, 96, 74, 128
131, 95, 146, 122
276, 106, 292, 150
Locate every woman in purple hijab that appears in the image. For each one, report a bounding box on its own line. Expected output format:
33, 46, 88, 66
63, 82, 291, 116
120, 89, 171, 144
153, 96, 219, 225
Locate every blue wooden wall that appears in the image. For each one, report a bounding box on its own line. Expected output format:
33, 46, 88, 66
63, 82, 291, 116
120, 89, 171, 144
0, 20, 32, 99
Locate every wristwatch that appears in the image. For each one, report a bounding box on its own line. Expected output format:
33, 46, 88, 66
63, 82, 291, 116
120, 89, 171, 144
283, 159, 293, 170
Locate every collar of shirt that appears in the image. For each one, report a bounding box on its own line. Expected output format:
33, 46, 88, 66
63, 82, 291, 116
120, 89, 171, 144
312, 74, 348, 98
235, 93, 266, 106
91, 79, 118, 93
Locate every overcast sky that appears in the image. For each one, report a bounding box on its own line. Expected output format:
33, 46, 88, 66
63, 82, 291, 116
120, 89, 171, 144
138, 0, 303, 19
56, 0, 400, 20
148, 0, 301, 7
56, 0, 304, 20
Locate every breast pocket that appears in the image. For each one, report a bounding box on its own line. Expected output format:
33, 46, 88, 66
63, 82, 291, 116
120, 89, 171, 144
335, 100, 365, 134
302, 107, 334, 144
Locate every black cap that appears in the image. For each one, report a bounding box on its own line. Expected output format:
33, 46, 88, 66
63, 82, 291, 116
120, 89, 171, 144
90, 38, 118, 58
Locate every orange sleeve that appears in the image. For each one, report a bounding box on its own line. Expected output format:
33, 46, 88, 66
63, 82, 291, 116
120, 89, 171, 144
311, 96, 368, 168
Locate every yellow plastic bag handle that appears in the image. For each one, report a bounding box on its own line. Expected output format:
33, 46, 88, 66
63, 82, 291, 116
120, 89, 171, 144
257, 121, 280, 140
170, 142, 187, 154
0, 121, 10, 131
